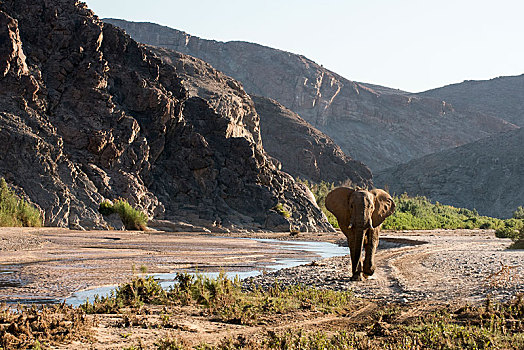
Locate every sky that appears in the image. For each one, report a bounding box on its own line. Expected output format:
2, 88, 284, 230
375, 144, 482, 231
84, 0, 524, 93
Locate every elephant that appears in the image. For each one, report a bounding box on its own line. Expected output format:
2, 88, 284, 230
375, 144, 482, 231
325, 187, 395, 281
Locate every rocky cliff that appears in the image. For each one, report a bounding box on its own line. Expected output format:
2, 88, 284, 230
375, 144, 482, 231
0, 0, 332, 232
251, 96, 372, 186
149, 46, 372, 187
374, 128, 524, 218
419, 74, 524, 126
105, 19, 518, 171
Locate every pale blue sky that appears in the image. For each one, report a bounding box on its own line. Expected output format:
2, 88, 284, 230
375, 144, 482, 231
85, 0, 524, 92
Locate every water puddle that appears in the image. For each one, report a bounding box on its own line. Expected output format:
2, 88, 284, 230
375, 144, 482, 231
65, 238, 350, 306
0, 265, 22, 289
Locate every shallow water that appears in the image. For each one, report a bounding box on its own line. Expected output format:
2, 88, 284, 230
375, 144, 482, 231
65, 238, 349, 306
0, 265, 22, 289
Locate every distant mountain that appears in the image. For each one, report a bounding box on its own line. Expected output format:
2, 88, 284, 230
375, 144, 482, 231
104, 19, 518, 171
419, 74, 524, 126
374, 128, 524, 218
149, 46, 372, 187
0, 0, 332, 232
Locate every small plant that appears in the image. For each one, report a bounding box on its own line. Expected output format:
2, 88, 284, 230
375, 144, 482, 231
0, 178, 42, 227
98, 199, 148, 230
98, 200, 114, 216
273, 203, 291, 218
0, 303, 93, 348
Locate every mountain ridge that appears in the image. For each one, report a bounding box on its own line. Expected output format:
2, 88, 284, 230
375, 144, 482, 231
374, 127, 524, 218
105, 19, 518, 171
419, 74, 524, 126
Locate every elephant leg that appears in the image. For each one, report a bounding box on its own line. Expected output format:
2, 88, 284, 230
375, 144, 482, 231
347, 228, 364, 281
363, 228, 379, 277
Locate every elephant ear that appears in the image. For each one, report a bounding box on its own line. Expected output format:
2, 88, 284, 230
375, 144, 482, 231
325, 187, 355, 229
370, 189, 395, 228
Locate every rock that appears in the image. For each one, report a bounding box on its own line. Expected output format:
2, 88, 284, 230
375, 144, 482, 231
264, 211, 291, 232
0, 0, 333, 232
148, 47, 372, 187
105, 19, 518, 171
105, 213, 125, 231
375, 128, 524, 218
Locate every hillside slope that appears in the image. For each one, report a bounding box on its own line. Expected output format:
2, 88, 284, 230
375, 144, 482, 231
150, 46, 372, 186
374, 128, 524, 218
0, 0, 332, 232
251, 95, 372, 185
105, 19, 518, 171
420, 74, 524, 126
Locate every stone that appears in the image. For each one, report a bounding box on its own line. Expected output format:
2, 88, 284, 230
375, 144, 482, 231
252, 95, 372, 186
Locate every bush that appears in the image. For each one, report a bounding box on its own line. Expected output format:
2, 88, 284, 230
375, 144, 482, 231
273, 203, 291, 218
0, 178, 42, 227
495, 219, 524, 240
381, 194, 510, 230
513, 206, 524, 219
98, 199, 148, 230
98, 200, 114, 216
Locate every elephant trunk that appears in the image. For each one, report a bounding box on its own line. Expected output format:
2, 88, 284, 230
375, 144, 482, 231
351, 216, 373, 230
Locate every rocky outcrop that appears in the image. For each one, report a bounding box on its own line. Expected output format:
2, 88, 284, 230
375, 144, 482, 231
374, 128, 524, 218
149, 47, 372, 187
105, 19, 518, 171
0, 0, 333, 232
251, 96, 372, 186
419, 74, 524, 126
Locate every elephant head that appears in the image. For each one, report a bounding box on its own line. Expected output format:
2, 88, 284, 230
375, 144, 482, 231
325, 187, 395, 281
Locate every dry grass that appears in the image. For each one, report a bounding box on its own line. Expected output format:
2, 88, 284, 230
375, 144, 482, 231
0, 303, 93, 349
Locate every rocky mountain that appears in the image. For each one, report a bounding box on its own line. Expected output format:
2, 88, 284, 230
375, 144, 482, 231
420, 74, 524, 126
374, 128, 524, 218
104, 19, 518, 171
149, 46, 372, 187
0, 0, 333, 232
251, 95, 372, 185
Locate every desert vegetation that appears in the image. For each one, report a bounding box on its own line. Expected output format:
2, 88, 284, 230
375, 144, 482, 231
2, 274, 521, 349
300, 180, 524, 235
0, 178, 42, 227
98, 199, 148, 230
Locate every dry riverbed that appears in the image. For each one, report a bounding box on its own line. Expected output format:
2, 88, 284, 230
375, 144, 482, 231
0, 227, 523, 349
0, 228, 522, 304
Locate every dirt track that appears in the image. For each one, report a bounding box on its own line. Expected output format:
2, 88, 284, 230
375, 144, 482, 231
248, 230, 523, 303
0, 228, 522, 304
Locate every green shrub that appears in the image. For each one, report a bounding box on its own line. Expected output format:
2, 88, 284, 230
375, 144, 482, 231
0, 178, 42, 227
98, 200, 114, 216
495, 219, 524, 240
273, 203, 291, 218
513, 206, 524, 219
98, 199, 148, 230
381, 194, 511, 230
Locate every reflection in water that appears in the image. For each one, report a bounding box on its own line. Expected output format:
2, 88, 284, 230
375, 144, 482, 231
65, 238, 349, 306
